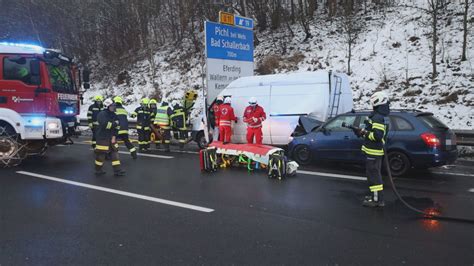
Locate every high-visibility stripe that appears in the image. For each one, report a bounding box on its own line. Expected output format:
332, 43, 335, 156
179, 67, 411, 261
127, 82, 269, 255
370, 184, 384, 192
106, 122, 112, 129
372, 123, 386, 131
92, 141, 96, 144
179, 140, 186, 143
136, 125, 143, 129
368, 132, 376, 141
118, 130, 128, 135
96, 145, 109, 151
87, 111, 93, 114
362, 145, 384, 156
144, 127, 150, 130
112, 160, 121, 166
115, 109, 128, 116
164, 140, 171, 144
95, 160, 104, 166
220, 120, 232, 126
139, 141, 148, 145
130, 147, 137, 152
93, 122, 99, 125
114, 144, 119, 149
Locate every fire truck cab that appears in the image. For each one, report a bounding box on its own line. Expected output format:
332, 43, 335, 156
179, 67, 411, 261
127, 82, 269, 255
0, 42, 87, 166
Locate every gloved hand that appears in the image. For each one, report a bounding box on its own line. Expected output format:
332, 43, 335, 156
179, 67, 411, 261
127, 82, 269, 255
252, 117, 258, 123
88, 123, 93, 128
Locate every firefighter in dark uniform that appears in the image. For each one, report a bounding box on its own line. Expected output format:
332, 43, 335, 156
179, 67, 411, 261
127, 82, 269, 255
170, 100, 187, 150
131, 98, 151, 151
87, 95, 103, 148
148, 99, 160, 149
113, 96, 137, 159
154, 101, 173, 152
357, 91, 390, 207
94, 98, 125, 176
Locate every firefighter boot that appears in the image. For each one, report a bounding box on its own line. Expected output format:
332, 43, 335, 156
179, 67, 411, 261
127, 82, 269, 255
363, 191, 385, 207
131, 150, 138, 160
164, 143, 170, 152
179, 142, 185, 151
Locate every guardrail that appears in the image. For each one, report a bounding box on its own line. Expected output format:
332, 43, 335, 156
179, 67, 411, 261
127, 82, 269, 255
79, 119, 474, 146
453, 130, 474, 147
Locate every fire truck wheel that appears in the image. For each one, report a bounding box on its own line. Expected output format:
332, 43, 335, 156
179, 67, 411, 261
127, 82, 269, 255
0, 124, 25, 167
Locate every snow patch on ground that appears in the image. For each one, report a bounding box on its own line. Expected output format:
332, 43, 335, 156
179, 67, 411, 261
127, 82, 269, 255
81, 3, 473, 129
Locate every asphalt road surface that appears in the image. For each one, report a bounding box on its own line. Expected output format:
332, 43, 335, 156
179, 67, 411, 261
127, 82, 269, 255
1, 138, 473, 265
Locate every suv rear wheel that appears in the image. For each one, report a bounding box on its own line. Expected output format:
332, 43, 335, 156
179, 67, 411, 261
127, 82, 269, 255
387, 151, 410, 176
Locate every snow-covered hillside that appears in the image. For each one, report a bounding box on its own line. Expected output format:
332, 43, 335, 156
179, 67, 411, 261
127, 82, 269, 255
81, 2, 473, 129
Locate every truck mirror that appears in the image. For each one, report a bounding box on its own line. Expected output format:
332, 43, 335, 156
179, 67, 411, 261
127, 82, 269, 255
82, 67, 90, 90
30, 60, 41, 85
82, 68, 90, 83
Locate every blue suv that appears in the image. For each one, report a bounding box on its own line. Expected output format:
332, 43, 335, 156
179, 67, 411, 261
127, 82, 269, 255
288, 110, 458, 176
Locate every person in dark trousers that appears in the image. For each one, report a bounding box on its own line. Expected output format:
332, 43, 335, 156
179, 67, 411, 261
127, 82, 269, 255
132, 98, 151, 151
211, 96, 223, 142
87, 95, 103, 148
170, 100, 187, 150
154, 101, 173, 152
357, 91, 390, 207
113, 96, 137, 159
148, 99, 160, 149
94, 98, 125, 176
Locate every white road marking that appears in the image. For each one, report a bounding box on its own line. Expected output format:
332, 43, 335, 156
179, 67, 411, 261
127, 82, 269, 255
298, 170, 367, 181
469, 188, 474, 193
430, 171, 474, 177
16, 171, 214, 213
118, 151, 173, 159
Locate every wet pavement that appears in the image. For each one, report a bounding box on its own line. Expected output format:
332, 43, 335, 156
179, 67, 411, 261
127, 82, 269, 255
1, 138, 473, 265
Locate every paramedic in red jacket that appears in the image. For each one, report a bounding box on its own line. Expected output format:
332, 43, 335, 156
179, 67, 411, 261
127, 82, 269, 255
219, 97, 237, 144
243, 97, 266, 144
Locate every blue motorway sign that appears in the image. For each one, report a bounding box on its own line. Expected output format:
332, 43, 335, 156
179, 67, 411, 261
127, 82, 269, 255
205, 21, 253, 62
234, 15, 254, 30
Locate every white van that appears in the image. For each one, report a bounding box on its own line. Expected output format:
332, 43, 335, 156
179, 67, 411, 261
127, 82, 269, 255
192, 70, 353, 147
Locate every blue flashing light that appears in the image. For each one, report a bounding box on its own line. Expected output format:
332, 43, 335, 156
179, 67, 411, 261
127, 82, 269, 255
0, 42, 45, 53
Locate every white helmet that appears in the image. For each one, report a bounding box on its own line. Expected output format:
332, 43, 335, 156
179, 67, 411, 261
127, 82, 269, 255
171, 100, 179, 107
103, 98, 114, 108
249, 97, 257, 105
224, 97, 231, 104
216, 95, 224, 102
286, 161, 299, 176
370, 91, 389, 107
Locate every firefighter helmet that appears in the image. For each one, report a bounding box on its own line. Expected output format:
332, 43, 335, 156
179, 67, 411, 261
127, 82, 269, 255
370, 91, 389, 107
141, 98, 150, 105
94, 95, 104, 102
113, 96, 123, 104
149, 99, 157, 105
103, 98, 114, 108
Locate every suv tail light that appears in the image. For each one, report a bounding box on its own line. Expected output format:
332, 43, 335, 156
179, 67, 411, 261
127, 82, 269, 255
421, 133, 440, 148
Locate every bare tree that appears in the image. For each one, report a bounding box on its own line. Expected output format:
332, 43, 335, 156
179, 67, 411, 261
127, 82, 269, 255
339, 11, 364, 75
461, 0, 471, 61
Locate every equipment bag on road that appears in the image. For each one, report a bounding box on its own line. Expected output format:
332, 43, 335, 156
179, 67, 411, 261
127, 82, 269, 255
268, 152, 287, 180
200, 147, 218, 172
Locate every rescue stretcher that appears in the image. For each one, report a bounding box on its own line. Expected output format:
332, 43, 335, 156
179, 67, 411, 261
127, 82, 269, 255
200, 141, 298, 179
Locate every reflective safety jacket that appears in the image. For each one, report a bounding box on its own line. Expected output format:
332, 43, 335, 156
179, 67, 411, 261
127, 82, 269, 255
132, 106, 151, 130
171, 105, 186, 130
212, 104, 221, 127
87, 102, 103, 127
219, 103, 236, 127
95, 109, 119, 152
114, 103, 130, 135
243, 104, 266, 128
362, 109, 388, 157
154, 105, 173, 129
149, 106, 157, 124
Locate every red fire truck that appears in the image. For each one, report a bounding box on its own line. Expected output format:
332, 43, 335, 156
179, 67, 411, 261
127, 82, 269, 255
0, 42, 89, 166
